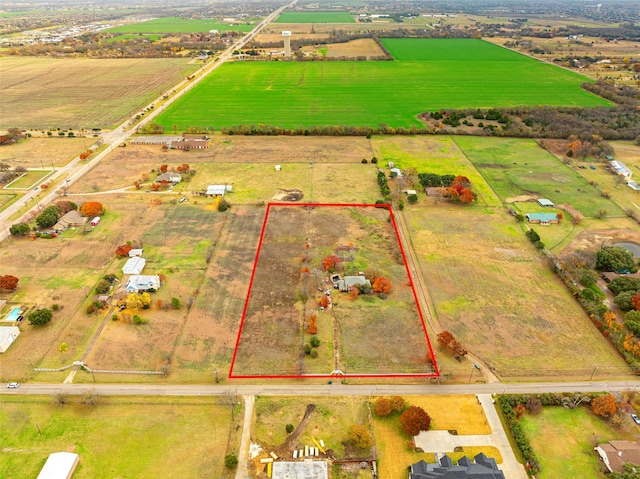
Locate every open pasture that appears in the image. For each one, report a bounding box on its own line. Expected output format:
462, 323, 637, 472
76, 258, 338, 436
403, 203, 631, 380
231, 204, 434, 377
275, 12, 355, 23
0, 137, 88, 169
155, 39, 608, 130
454, 137, 624, 217
0, 56, 198, 130
0, 397, 234, 479
107, 17, 255, 34
106, 33, 162, 42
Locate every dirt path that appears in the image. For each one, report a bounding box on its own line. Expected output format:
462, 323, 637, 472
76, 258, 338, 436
235, 395, 255, 479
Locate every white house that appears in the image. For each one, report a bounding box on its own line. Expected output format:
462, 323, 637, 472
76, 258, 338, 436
125, 275, 161, 293
206, 185, 227, 197
37, 452, 79, 479
122, 257, 146, 275
156, 172, 182, 184
0, 326, 20, 353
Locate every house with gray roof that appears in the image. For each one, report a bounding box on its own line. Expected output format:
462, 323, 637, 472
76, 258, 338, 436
337, 276, 371, 292
410, 453, 506, 478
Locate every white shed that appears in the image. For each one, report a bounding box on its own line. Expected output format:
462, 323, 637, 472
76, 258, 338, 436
37, 452, 79, 479
0, 326, 20, 353
122, 257, 146, 275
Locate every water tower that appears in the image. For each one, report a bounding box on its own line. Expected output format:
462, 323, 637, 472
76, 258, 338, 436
282, 31, 291, 58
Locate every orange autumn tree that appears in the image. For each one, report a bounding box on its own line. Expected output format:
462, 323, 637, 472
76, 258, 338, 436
307, 313, 318, 334
115, 244, 132, 257
323, 255, 341, 272
80, 201, 103, 217
592, 394, 617, 417
373, 277, 392, 294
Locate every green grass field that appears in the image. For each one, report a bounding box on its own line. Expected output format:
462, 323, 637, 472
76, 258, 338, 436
155, 39, 609, 130
106, 33, 162, 42
0, 397, 235, 479
520, 406, 637, 479
275, 12, 356, 23
453, 137, 624, 217
107, 17, 255, 34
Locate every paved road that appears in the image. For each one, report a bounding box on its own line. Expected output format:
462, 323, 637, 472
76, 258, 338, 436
3, 380, 639, 397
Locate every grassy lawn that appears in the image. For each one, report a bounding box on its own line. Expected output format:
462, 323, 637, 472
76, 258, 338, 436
454, 136, 624, 217
371, 135, 501, 207
520, 406, 639, 479
0, 396, 235, 479
275, 12, 356, 23
106, 33, 162, 42
252, 396, 370, 460
4, 170, 51, 189
154, 39, 608, 131
106, 17, 255, 34
374, 395, 502, 479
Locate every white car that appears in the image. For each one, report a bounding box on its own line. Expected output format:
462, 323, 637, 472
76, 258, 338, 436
631, 413, 640, 425
7, 382, 19, 389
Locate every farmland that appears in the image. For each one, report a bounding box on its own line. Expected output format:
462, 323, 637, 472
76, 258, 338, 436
0, 135, 635, 384
155, 39, 609, 130
275, 12, 356, 23
0, 57, 198, 130
106, 17, 255, 34
231, 204, 433, 377
0, 396, 237, 479
453, 137, 625, 218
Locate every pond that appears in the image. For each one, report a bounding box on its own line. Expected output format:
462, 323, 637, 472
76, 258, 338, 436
615, 242, 640, 258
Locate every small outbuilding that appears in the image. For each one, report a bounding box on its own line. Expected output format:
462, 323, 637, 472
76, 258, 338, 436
128, 249, 143, 257
0, 326, 20, 353
122, 257, 146, 275
537, 198, 555, 207
206, 185, 228, 197
37, 452, 79, 479
90, 216, 101, 227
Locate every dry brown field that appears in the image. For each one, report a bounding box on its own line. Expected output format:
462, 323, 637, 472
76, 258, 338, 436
254, 32, 330, 43
324, 38, 385, 58
1, 135, 635, 384
0, 57, 198, 130
403, 201, 631, 380
232, 205, 432, 377
0, 137, 87, 169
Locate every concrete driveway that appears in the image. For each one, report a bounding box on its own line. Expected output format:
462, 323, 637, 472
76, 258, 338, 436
414, 394, 528, 479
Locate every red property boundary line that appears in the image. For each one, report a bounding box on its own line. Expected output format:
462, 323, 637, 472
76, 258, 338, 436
229, 203, 440, 379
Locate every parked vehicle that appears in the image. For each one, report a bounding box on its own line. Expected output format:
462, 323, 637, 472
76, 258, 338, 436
7, 382, 19, 388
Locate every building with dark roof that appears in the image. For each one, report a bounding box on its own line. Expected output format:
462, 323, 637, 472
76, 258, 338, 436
410, 453, 506, 479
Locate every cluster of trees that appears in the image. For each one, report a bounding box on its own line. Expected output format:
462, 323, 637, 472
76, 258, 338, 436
0, 275, 19, 290
303, 335, 321, 358
36, 205, 61, 229
377, 171, 391, 203
95, 274, 118, 295
219, 123, 431, 137
28, 308, 52, 326
525, 229, 545, 250
0, 163, 26, 185
609, 276, 640, 339
596, 247, 638, 274
373, 396, 431, 437
79, 149, 93, 160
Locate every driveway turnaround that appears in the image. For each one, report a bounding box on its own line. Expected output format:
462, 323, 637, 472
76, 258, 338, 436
414, 394, 528, 479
